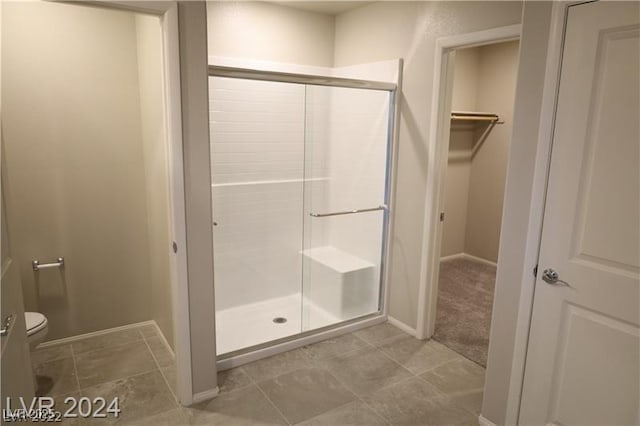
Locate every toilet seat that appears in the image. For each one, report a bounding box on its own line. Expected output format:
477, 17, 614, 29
25, 312, 47, 336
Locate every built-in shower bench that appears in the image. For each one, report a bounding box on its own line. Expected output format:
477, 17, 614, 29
302, 246, 373, 273
301, 246, 377, 320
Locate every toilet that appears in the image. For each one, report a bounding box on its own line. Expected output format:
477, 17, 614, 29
25, 312, 48, 349
25, 312, 49, 395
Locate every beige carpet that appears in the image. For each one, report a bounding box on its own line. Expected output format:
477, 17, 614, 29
433, 257, 496, 367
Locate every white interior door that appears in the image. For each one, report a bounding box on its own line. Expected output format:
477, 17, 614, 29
519, 2, 639, 425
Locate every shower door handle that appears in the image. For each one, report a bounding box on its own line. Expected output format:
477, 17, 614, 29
309, 205, 387, 218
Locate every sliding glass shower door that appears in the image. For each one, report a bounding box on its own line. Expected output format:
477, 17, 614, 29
302, 86, 391, 330
210, 76, 306, 355
209, 74, 393, 356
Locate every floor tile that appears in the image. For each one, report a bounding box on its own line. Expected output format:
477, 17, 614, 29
450, 390, 484, 415
419, 358, 485, 394
145, 336, 175, 368
75, 341, 157, 388
25, 319, 487, 425
138, 324, 160, 339
363, 377, 476, 425
35, 357, 79, 396
242, 348, 313, 382
184, 385, 286, 425
218, 368, 253, 394
31, 344, 73, 366
303, 334, 370, 361
124, 408, 188, 425
71, 329, 143, 355
48, 391, 84, 425
81, 370, 177, 425
378, 335, 462, 374
353, 323, 406, 346
319, 347, 412, 397
258, 367, 355, 424
161, 366, 178, 398
296, 400, 388, 426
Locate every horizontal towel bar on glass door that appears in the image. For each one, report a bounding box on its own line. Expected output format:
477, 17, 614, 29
32, 257, 65, 271
309, 205, 387, 218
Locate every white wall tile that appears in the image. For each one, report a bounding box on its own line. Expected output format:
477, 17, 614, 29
209, 76, 389, 316
210, 77, 307, 309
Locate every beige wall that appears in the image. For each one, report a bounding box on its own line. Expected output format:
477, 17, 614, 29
206, 1, 335, 67
451, 48, 480, 112
135, 15, 174, 348
441, 48, 479, 257
465, 41, 519, 262
2, 2, 171, 342
1, 164, 9, 265
441, 130, 473, 257
1, 195, 7, 264
483, 2, 555, 423
177, 1, 219, 396
334, 1, 523, 328
0, 0, 4, 265
442, 41, 519, 262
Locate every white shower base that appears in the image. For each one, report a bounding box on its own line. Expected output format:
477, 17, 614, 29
215, 293, 339, 355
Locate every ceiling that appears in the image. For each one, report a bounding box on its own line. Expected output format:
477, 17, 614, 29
272, 1, 372, 16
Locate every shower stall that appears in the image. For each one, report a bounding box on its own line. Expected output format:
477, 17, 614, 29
208, 67, 396, 356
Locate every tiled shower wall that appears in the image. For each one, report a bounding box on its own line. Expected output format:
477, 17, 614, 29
210, 78, 308, 310
325, 87, 388, 276
210, 77, 388, 311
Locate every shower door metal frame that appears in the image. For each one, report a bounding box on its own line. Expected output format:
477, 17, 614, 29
208, 64, 401, 368
209, 65, 396, 90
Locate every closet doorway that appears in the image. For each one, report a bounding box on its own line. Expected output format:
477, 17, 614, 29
434, 40, 520, 366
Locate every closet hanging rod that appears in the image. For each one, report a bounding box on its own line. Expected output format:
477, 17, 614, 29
450, 111, 500, 122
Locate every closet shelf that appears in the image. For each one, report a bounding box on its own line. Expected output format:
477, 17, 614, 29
451, 111, 501, 123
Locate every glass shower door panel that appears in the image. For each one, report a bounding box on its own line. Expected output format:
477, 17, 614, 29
302, 85, 391, 331
209, 76, 306, 355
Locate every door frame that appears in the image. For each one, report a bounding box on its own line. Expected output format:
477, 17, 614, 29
416, 24, 522, 341
58, 0, 205, 405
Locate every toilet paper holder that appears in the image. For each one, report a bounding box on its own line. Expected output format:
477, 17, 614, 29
32, 257, 65, 271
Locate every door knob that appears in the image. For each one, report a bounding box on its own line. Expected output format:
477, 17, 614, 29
542, 268, 571, 287
542, 268, 559, 283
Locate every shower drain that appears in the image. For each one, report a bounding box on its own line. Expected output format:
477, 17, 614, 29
273, 317, 288, 324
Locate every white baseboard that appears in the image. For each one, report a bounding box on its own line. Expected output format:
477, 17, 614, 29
387, 316, 417, 337
439, 252, 497, 268
38, 320, 157, 348
478, 414, 497, 426
192, 387, 219, 404
439, 253, 465, 262
153, 322, 175, 358
463, 253, 498, 267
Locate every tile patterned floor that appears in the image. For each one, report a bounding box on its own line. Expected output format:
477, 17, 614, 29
33, 322, 484, 425
32, 324, 179, 425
